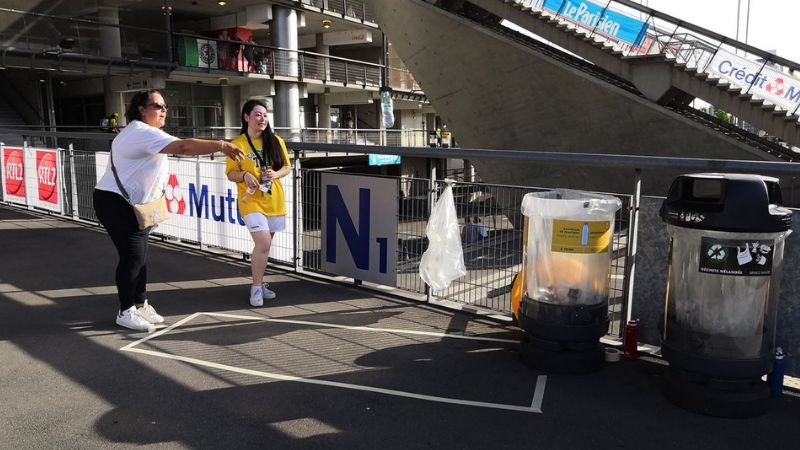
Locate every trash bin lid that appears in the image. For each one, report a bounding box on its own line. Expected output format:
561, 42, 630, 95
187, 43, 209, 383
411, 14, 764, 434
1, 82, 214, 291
660, 173, 791, 232
522, 189, 622, 218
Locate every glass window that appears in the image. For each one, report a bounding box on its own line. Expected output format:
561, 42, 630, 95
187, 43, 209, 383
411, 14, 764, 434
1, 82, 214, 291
121, 83, 222, 137
193, 85, 222, 107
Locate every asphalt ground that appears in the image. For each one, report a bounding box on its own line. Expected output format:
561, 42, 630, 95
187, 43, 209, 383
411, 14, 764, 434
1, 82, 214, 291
1, 204, 799, 450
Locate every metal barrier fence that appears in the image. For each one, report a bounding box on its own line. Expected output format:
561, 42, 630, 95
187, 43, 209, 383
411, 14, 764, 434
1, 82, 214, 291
2, 140, 626, 332
7, 136, 800, 345
346, 177, 630, 337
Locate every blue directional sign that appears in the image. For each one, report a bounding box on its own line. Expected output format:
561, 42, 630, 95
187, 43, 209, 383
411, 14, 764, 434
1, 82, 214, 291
368, 154, 401, 166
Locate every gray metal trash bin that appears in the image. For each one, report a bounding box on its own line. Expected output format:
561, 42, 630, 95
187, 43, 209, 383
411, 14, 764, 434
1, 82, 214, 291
659, 173, 792, 418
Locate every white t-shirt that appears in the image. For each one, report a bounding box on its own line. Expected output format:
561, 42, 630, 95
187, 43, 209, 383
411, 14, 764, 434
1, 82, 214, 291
95, 120, 179, 204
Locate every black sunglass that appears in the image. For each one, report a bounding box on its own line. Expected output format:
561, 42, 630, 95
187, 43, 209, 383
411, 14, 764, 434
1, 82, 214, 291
147, 102, 168, 111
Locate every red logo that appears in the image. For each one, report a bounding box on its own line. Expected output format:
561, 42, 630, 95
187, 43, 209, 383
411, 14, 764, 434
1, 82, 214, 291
766, 77, 785, 97
36, 150, 58, 203
165, 174, 186, 214
3, 148, 25, 197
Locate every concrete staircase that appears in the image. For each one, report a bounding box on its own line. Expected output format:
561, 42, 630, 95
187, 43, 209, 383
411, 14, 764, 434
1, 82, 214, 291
477, 0, 800, 148
0, 94, 27, 146
464, 2, 796, 160
361, 0, 800, 198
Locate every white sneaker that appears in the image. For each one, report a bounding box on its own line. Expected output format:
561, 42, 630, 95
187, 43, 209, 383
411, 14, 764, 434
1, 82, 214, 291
136, 300, 164, 324
261, 283, 276, 300
116, 306, 154, 332
250, 285, 264, 307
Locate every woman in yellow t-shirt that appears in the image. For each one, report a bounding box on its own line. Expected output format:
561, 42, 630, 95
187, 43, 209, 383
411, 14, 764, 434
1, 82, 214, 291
225, 100, 291, 307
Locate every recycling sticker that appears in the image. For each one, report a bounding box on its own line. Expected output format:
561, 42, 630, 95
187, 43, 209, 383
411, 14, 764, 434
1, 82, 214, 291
698, 237, 774, 276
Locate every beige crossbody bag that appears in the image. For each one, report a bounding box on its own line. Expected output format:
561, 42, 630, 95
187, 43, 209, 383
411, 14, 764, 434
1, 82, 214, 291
109, 150, 170, 230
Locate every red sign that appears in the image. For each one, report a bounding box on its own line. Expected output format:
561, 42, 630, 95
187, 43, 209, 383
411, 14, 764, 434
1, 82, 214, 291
165, 174, 186, 214
36, 150, 58, 204
3, 147, 25, 197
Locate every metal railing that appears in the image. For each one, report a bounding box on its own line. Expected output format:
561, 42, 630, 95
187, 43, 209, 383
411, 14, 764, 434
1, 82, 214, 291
387, 67, 421, 92
300, 0, 377, 24
0, 5, 409, 93
0, 126, 432, 150
6, 131, 800, 342
173, 33, 386, 88
0, 7, 171, 63
274, 127, 429, 147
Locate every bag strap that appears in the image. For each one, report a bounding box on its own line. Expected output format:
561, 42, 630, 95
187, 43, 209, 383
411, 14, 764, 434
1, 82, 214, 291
108, 150, 134, 205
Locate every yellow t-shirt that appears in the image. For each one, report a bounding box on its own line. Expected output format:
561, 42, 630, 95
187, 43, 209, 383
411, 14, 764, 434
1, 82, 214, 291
225, 133, 291, 217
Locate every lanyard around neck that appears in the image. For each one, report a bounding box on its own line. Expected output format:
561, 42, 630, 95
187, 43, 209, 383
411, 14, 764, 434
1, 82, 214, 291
245, 133, 268, 168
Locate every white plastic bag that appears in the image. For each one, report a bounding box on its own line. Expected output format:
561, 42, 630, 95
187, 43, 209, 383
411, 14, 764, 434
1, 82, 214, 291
419, 181, 467, 291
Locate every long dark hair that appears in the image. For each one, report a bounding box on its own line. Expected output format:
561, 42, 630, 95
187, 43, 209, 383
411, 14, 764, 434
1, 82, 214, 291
125, 90, 161, 123
240, 100, 285, 169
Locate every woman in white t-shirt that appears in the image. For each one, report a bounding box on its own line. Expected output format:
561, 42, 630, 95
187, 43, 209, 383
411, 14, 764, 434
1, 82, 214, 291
93, 90, 244, 332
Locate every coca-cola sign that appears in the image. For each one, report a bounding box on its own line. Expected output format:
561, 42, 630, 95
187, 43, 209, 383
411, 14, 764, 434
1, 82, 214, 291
322, 30, 373, 46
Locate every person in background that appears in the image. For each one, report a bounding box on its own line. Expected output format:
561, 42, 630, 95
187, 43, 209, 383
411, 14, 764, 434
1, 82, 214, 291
397, 238, 411, 262
226, 100, 292, 307
461, 216, 478, 243
109, 112, 120, 134
243, 36, 256, 72
93, 90, 245, 331
475, 216, 488, 239
345, 111, 355, 143
253, 46, 266, 74
229, 31, 242, 70
217, 29, 229, 70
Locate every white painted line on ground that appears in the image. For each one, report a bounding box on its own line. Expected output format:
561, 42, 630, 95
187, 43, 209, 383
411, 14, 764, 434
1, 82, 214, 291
200, 312, 521, 344
120, 312, 201, 351
122, 346, 542, 413
531, 375, 547, 410
120, 312, 542, 413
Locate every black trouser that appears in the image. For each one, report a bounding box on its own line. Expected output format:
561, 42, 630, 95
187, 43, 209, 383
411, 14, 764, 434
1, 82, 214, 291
93, 189, 150, 311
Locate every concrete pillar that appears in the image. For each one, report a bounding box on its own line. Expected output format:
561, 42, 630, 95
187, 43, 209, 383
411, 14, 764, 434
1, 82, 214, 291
315, 32, 331, 141
98, 6, 122, 58
315, 33, 329, 56
318, 93, 332, 143
222, 84, 241, 140
272, 6, 301, 141
316, 33, 330, 81
102, 77, 124, 124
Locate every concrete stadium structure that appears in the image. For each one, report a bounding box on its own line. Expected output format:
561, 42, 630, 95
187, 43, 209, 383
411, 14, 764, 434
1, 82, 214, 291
363, 0, 800, 198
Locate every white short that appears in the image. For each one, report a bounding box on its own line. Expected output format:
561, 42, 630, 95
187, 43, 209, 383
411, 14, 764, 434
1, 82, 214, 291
242, 213, 286, 233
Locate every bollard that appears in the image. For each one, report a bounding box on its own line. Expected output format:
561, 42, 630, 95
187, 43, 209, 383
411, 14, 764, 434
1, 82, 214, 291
623, 318, 639, 360
767, 347, 785, 400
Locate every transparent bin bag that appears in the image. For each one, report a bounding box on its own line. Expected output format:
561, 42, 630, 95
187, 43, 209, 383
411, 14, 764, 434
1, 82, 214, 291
665, 224, 792, 359
419, 182, 467, 291
521, 190, 622, 306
